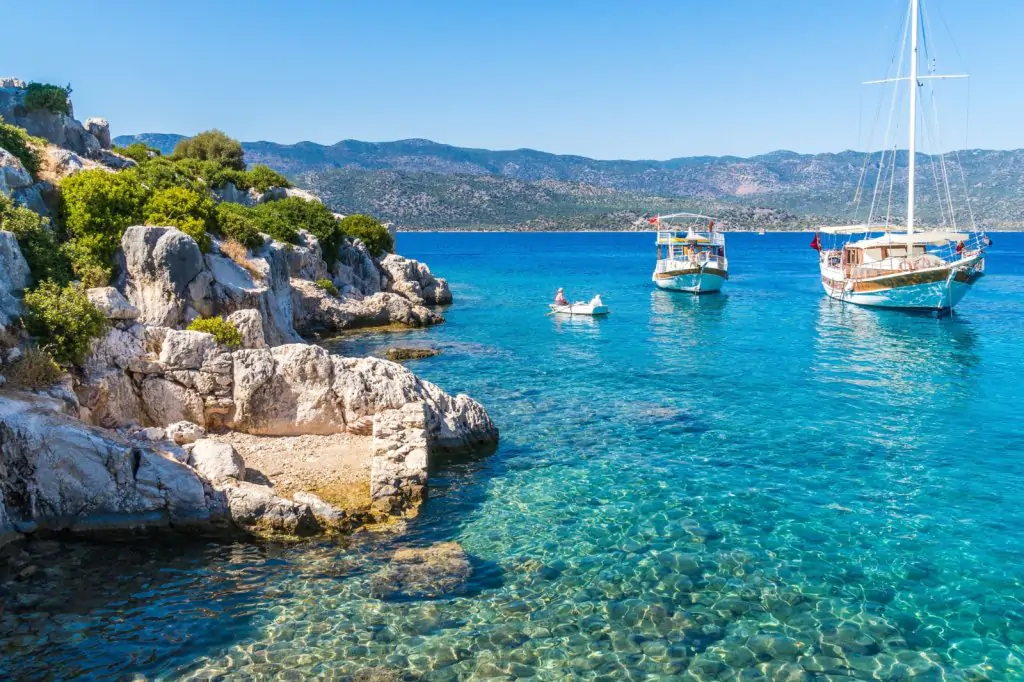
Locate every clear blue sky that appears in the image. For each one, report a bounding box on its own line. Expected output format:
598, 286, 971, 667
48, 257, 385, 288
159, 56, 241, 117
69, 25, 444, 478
4, 0, 1021, 159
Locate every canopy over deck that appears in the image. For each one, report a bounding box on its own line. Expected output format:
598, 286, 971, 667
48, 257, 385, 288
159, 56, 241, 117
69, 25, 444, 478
818, 224, 891, 234
847, 231, 969, 248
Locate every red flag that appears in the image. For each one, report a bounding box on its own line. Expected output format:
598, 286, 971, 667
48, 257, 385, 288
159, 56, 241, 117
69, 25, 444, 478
708, 220, 715, 231
648, 216, 659, 225
810, 232, 821, 251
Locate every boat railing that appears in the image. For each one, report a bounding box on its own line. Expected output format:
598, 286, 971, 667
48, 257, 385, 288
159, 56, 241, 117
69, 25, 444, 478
656, 231, 725, 247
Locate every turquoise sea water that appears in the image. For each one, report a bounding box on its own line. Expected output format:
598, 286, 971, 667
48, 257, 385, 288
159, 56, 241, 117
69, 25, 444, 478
3, 232, 1024, 680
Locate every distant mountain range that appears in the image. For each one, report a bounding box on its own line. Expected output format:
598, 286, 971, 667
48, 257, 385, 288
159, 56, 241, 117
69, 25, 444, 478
115, 133, 1024, 231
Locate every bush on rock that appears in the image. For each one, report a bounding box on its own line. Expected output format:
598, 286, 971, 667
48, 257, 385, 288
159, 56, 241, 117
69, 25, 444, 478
340, 214, 394, 258
134, 156, 197, 191
254, 196, 342, 259
215, 202, 263, 249
5, 347, 65, 389
187, 316, 242, 348
144, 186, 216, 252
22, 281, 107, 366
172, 129, 245, 171
59, 169, 149, 278
112, 142, 160, 164
23, 82, 72, 116
315, 278, 339, 297
0, 118, 45, 176
246, 165, 291, 193
0, 196, 72, 285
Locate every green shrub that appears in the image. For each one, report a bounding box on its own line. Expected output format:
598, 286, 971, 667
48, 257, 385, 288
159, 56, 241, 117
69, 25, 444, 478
172, 130, 245, 171
0, 118, 45, 176
23, 82, 71, 116
60, 169, 150, 266
62, 237, 113, 287
113, 142, 160, 165
0, 202, 72, 285
340, 214, 394, 257
254, 197, 342, 260
215, 202, 263, 249
205, 166, 249, 190
5, 347, 65, 390
134, 156, 198, 191
315, 278, 339, 297
22, 281, 107, 366
144, 186, 215, 252
187, 316, 242, 348
246, 165, 291, 193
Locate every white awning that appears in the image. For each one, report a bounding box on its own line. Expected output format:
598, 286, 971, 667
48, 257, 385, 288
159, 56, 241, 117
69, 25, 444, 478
848, 231, 969, 248
819, 224, 890, 234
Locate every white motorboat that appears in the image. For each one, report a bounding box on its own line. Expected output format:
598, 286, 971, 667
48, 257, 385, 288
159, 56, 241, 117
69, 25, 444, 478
549, 295, 609, 316
646, 213, 728, 294
815, 0, 988, 312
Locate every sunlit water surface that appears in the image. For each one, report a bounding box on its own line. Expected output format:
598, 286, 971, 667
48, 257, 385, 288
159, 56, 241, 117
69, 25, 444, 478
3, 232, 1024, 681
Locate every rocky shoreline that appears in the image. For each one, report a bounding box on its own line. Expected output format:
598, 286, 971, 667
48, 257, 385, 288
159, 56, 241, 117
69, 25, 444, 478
0, 78, 498, 550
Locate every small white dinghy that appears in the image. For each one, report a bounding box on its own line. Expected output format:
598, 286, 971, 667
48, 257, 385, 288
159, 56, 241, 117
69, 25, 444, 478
549, 295, 609, 316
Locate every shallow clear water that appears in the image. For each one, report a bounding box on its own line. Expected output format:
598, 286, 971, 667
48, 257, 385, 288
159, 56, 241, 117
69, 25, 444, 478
3, 232, 1024, 681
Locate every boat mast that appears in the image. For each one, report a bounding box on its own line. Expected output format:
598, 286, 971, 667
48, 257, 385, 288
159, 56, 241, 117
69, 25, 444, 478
907, 0, 919, 235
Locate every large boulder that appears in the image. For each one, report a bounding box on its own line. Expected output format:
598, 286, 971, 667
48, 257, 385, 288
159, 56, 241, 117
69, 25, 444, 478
86, 287, 139, 322
228, 344, 498, 452
223, 481, 320, 536
285, 230, 329, 281
226, 308, 267, 349
0, 392, 214, 546
121, 226, 213, 327
83, 117, 111, 149
381, 254, 453, 306
188, 439, 245, 484
333, 239, 383, 296
0, 231, 31, 329
0, 148, 33, 198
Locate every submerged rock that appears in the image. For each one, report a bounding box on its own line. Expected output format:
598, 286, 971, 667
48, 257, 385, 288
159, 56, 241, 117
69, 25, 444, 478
385, 347, 441, 362
371, 541, 472, 599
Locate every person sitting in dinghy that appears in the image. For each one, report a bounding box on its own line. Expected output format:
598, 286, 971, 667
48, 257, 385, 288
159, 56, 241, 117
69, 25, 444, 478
554, 288, 568, 306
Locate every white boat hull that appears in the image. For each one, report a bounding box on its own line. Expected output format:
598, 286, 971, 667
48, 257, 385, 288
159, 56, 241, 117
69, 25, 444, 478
652, 270, 726, 294
549, 303, 609, 316
819, 257, 984, 311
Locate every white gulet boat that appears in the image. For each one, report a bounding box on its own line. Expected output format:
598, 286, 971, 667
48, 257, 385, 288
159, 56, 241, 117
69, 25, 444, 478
815, 0, 988, 312
647, 213, 727, 294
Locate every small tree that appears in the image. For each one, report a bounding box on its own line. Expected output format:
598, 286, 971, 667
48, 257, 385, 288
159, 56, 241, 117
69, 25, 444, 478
246, 165, 291, 193
59, 168, 150, 266
340, 214, 394, 257
253, 196, 343, 260
144, 186, 217, 252
23, 82, 71, 116
22, 281, 107, 366
172, 129, 245, 171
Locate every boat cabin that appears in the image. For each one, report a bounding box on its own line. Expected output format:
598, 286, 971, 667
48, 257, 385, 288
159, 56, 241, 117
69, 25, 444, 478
821, 228, 970, 280
655, 230, 726, 266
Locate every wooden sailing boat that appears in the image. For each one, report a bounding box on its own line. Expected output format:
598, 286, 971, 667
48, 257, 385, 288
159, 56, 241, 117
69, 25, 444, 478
816, 0, 988, 311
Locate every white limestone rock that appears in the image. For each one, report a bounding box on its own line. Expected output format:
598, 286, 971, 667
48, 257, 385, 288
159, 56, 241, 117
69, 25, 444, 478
0, 148, 33, 198
189, 439, 245, 484
86, 287, 139, 321
84, 117, 111, 149
256, 186, 321, 204
165, 420, 206, 445
333, 239, 382, 296
0, 392, 212, 546
371, 402, 429, 513
285, 230, 329, 281
159, 330, 217, 370
140, 376, 206, 427
226, 309, 267, 349
381, 254, 453, 306
122, 226, 213, 328
223, 481, 320, 536
0, 230, 31, 329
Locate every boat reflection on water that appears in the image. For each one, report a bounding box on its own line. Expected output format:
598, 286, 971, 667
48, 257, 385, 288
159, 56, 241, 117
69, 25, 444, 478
812, 297, 979, 403
550, 311, 603, 332
649, 289, 729, 318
